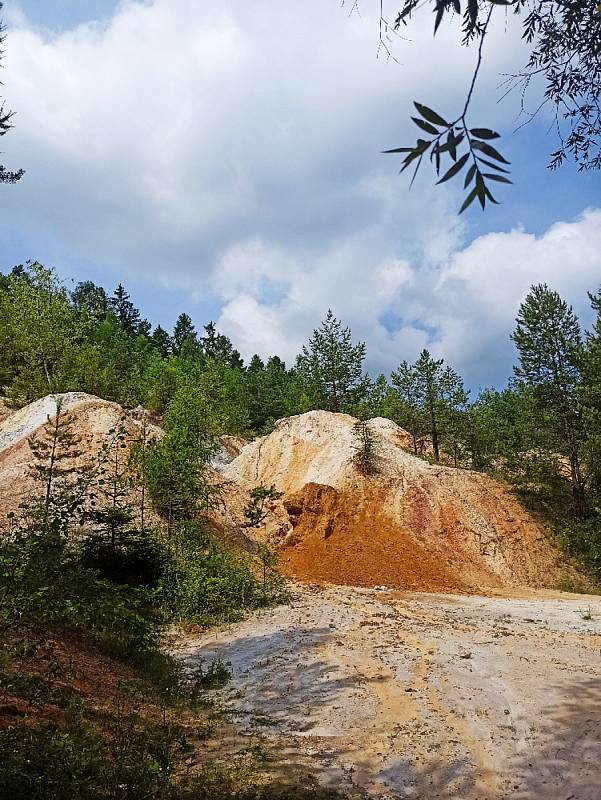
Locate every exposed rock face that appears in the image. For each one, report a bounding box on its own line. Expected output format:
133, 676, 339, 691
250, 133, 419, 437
223, 411, 578, 592
0, 393, 156, 525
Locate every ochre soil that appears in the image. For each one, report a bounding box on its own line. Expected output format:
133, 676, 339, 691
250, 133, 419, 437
280, 483, 465, 592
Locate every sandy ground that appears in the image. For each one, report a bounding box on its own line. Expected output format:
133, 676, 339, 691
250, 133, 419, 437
175, 583, 601, 800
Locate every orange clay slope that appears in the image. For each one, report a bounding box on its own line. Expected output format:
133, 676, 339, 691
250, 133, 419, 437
222, 411, 582, 593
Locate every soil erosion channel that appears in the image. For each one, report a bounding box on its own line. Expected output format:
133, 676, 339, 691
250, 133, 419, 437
176, 583, 601, 800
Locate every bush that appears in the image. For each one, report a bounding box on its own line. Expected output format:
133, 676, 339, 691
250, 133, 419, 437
555, 513, 601, 583
0, 719, 174, 800
0, 529, 162, 663
80, 531, 167, 587
158, 522, 284, 625
0, 719, 345, 800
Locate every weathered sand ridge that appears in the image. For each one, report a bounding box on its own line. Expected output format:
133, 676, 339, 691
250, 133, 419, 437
0, 393, 156, 522
223, 411, 579, 592
0, 399, 582, 592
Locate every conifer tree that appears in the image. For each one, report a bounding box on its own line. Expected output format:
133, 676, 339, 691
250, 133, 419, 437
172, 313, 198, 356
150, 325, 172, 357
512, 284, 586, 515
390, 361, 428, 454
201, 322, 244, 368
109, 284, 141, 335
352, 419, 381, 476
0, 4, 24, 185
243, 484, 283, 527
367, 374, 390, 417
391, 351, 468, 463
137, 318, 152, 337
296, 310, 369, 413
20, 398, 92, 537
413, 349, 444, 462
439, 366, 470, 467
87, 419, 135, 555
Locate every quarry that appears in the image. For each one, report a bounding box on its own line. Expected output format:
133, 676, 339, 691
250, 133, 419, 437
1, 394, 600, 799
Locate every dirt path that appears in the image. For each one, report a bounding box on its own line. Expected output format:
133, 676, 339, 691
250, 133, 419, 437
175, 583, 601, 799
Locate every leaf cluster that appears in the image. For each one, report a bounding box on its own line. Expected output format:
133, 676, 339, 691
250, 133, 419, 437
384, 101, 511, 212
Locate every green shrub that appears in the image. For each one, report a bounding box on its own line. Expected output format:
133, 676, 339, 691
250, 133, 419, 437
0, 529, 162, 663
158, 522, 284, 625
555, 513, 601, 583
80, 531, 167, 587
189, 658, 232, 692
0, 719, 174, 800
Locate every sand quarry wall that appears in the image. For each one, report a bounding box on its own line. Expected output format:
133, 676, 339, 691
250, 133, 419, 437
0, 393, 160, 524
0, 397, 581, 593
223, 411, 579, 592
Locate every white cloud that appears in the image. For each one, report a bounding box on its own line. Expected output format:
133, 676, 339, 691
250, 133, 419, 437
213, 209, 601, 387
1, 1, 596, 388
3, 0, 527, 273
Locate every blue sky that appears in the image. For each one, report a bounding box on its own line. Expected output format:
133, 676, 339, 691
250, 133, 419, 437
2, 0, 600, 390
11, 0, 120, 29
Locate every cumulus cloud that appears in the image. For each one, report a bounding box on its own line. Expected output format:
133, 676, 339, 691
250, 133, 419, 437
3, 0, 527, 273
1, 1, 596, 388
214, 209, 601, 388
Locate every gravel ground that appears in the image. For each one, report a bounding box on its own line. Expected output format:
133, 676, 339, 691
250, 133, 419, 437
175, 583, 601, 800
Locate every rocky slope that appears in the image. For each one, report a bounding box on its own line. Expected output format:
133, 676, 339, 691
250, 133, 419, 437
0, 397, 582, 592
222, 411, 579, 592
0, 393, 156, 524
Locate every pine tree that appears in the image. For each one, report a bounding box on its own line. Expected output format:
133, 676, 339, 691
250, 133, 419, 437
201, 322, 244, 368
391, 351, 468, 463
150, 325, 172, 357
352, 419, 381, 476
413, 350, 445, 462
137, 318, 152, 337
439, 366, 470, 467
296, 310, 369, 413
390, 361, 428, 454
0, 4, 24, 184
512, 284, 586, 516
20, 398, 92, 537
109, 284, 141, 335
172, 313, 198, 356
367, 374, 390, 417
243, 484, 283, 527
87, 419, 135, 555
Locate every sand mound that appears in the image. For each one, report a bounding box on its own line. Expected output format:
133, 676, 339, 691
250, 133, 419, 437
1, 399, 582, 593
0, 393, 158, 524
223, 411, 578, 592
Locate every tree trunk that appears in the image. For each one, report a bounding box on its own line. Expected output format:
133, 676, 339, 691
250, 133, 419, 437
428, 389, 440, 462
44, 410, 61, 519
43, 358, 52, 386
562, 412, 586, 517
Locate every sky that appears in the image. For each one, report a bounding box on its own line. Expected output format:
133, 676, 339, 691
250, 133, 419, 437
1, 0, 600, 390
